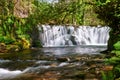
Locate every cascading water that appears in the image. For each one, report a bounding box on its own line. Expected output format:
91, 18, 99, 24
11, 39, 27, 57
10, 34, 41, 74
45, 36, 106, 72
38, 25, 110, 47
0, 68, 22, 79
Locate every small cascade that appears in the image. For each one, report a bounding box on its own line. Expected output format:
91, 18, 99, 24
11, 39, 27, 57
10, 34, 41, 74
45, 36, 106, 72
38, 25, 110, 47
0, 68, 22, 79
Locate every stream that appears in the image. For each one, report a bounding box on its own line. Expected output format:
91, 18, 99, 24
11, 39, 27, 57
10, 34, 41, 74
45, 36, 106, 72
0, 45, 107, 80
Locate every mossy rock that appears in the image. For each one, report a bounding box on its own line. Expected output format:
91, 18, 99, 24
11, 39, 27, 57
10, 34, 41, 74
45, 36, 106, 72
7, 45, 20, 52
114, 41, 120, 50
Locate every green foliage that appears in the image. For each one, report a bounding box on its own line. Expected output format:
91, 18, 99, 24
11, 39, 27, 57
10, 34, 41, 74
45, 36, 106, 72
94, 0, 120, 51
94, 0, 111, 6
107, 56, 120, 64
32, 0, 102, 25
114, 41, 120, 50
4, 37, 15, 44
94, 0, 120, 27
0, 36, 15, 44
0, 36, 4, 42
112, 51, 120, 56
0, 0, 39, 48
32, 40, 42, 47
105, 41, 120, 79
101, 71, 114, 80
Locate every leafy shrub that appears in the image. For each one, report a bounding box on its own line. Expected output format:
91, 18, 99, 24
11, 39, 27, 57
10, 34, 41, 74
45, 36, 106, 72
114, 41, 120, 50
105, 41, 120, 79
0, 36, 15, 44
0, 36, 4, 42
4, 37, 15, 44
101, 71, 114, 80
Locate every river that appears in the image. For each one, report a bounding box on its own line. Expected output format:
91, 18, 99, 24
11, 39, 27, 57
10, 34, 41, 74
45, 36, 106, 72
0, 45, 107, 80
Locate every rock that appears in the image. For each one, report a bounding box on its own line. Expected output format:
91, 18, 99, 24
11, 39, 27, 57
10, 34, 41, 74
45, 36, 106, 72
50, 63, 58, 67
56, 57, 70, 62
91, 64, 97, 68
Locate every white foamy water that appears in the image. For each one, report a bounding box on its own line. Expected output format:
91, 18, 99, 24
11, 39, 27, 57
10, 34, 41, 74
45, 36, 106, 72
0, 68, 22, 79
39, 25, 110, 47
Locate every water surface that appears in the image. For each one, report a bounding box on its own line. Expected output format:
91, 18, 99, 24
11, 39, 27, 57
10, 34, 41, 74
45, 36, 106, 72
0, 45, 107, 79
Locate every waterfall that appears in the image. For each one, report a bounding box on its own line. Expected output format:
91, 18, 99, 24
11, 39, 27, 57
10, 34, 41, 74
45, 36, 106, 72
38, 25, 110, 47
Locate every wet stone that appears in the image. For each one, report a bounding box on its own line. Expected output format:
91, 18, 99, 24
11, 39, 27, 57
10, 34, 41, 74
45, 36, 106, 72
56, 57, 70, 62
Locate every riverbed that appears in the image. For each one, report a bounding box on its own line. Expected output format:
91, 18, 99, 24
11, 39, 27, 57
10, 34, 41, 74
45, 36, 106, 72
0, 45, 108, 80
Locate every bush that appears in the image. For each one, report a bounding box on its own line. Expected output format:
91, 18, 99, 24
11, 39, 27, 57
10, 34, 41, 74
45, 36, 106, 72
0, 36, 4, 42
0, 36, 15, 44
105, 41, 120, 79
114, 41, 120, 50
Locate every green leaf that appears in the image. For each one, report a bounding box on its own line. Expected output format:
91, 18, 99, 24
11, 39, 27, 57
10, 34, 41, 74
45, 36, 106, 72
114, 41, 120, 50
108, 56, 120, 64
7, 18, 13, 23
112, 50, 120, 56
101, 71, 107, 80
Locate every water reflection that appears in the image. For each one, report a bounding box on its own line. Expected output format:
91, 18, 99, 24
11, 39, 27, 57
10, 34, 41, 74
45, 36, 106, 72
0, 45, 107, 60
39, 45, 107, 56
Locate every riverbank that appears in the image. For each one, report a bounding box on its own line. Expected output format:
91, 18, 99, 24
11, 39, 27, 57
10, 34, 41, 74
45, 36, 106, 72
0, 38, 30, 53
